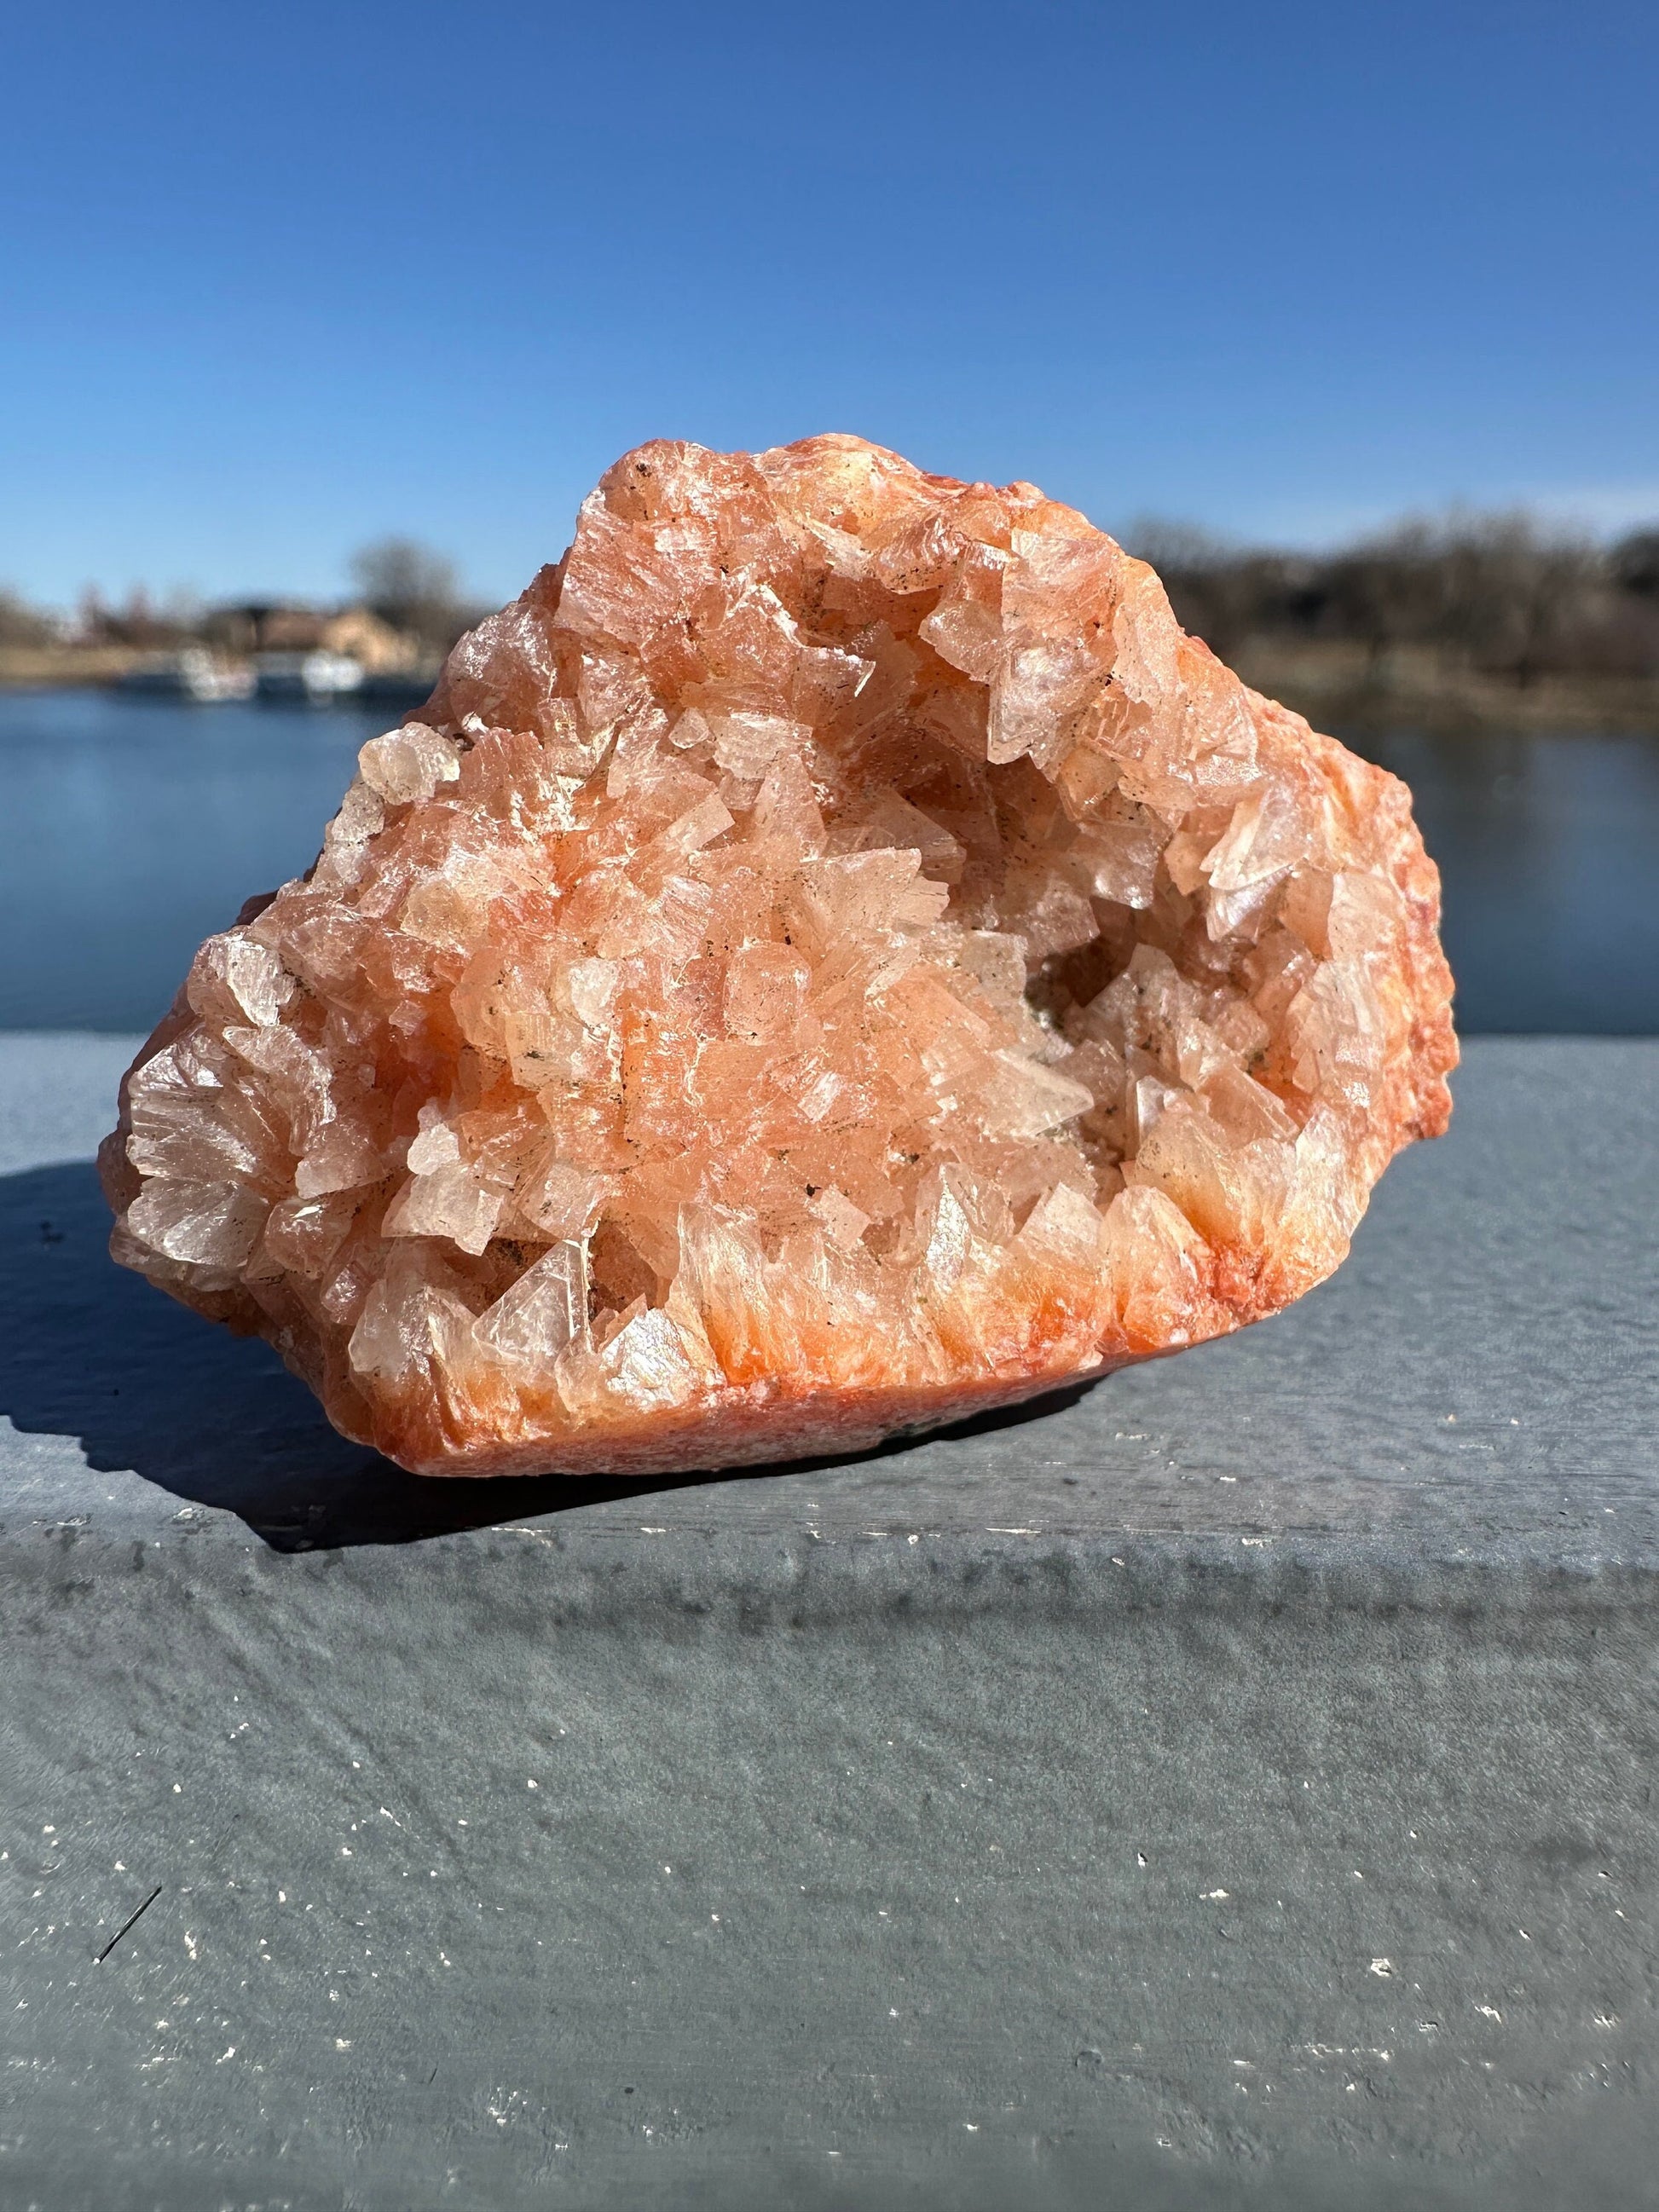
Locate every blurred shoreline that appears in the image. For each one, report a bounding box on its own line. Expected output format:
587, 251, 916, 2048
0, 645, 440, 711
9, 506, 1659, 733
0, 535, 468, 713
1233, 640, 1659, 736
1139, 508, 1659, 735
7, 638, 1659, 736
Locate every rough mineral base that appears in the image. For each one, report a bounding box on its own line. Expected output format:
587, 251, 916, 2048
101, 437, 1457, 1477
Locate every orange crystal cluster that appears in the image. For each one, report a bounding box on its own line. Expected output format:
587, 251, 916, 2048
101, 436, 1456, 1476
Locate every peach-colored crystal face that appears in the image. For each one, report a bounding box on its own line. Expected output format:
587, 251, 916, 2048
101, 436, 1455, 1477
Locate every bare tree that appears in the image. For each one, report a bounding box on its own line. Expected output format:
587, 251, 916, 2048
1613, 528, 1659, 598
1124, 508, 1644, 686
0, 588, 52, 649
350, 538, 466, 653
1121, 520, 1323, 661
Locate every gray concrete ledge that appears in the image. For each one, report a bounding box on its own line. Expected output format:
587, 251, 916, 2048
2, 1036, 1657, 2208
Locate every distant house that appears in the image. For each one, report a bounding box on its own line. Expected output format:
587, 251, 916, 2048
205, 601, 419, 670
319, 607, 419, 673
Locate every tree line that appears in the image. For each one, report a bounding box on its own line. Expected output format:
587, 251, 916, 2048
9, 515, 1659, 690
0, 539, 477, 660
1125, 512, 1659, 687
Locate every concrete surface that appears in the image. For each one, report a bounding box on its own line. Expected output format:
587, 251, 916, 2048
1, 1034, 1656, 2209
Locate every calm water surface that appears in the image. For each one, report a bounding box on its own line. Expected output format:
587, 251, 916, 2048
1353, 727, 1659, 1034
1, 689, 1654, 1033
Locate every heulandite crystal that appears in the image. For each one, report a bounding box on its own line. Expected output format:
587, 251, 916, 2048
101, 436, 1456, 1477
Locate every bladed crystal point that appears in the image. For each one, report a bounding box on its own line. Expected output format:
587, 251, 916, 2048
101, 436, 1456, 1476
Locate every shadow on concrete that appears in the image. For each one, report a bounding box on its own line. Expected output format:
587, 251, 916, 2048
0, 1161, 1095, 1553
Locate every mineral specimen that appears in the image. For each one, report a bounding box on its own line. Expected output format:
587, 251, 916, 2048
101, 436, 1455, 1476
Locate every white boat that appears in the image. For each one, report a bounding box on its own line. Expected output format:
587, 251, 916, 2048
255, 650, 366, 701
118, 649, 256, 702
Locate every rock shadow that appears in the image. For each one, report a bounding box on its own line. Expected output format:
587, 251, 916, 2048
0, 1161, 1095, 1553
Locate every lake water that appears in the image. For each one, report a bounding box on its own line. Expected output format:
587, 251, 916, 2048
0, 688, 1654, 1034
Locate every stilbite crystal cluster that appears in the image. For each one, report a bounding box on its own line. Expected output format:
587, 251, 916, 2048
101, 437, 1456, 1477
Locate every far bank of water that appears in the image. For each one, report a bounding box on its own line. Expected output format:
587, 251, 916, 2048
0, 690, 1653, 1035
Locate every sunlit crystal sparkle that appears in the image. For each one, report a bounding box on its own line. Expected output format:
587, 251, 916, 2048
101, 436, 1456, 1476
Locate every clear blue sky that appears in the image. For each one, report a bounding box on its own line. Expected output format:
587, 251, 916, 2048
4, 0, 1656, 608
